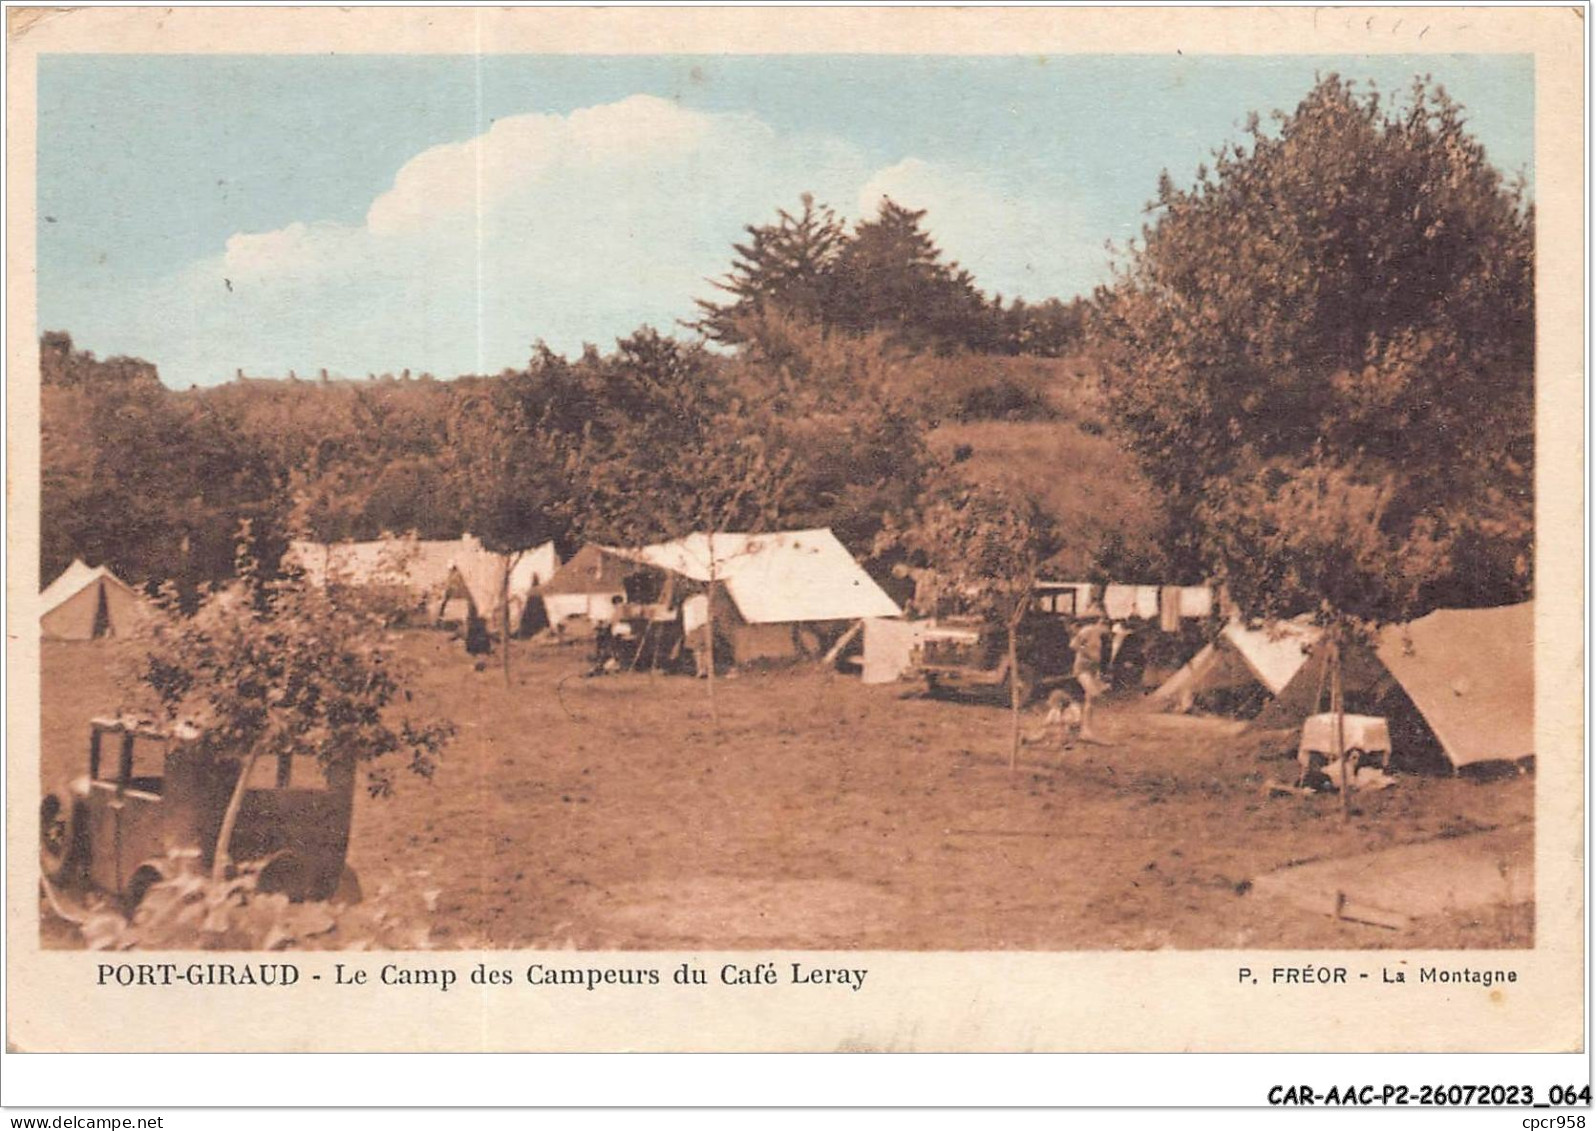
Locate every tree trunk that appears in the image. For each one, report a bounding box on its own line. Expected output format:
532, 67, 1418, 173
1008, 628, 1022, 771
500, 553, 515, 688
1008, 592, 1028, 772
705, 561, 720, 735
212, 749, 262, 882
1331, 634, 1350, 822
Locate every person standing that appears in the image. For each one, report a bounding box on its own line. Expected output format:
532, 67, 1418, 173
1069, 618, 1111, 742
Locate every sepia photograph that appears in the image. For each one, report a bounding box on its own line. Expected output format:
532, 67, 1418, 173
4, 5, 1584, 1065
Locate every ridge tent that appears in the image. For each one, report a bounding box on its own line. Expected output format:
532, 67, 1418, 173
437, 542, 561, 630
285, 536, 466, 619
284, 536, 557, 632
1148, 619, 1321, 715
1255, 602, 1533, 771
40, 560, 147, 640
506, 541, 560, 635
629, 528, 902, 664
538, 544, 643, 633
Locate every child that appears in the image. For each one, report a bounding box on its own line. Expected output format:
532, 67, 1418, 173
1023, 689, 1082, 748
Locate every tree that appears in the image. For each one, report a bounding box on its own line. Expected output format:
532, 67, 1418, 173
1094, 75, 1533, 621
1094, 76, 1533, 812
722, 311, 935, 554
131, 531, 454, 881
695, 196, 1004, 355
445, 352, 582, 683
571, 329, 800, 730
694, 194, 848, 345
878, 479, 1059, 769
40, 333, 289, 600
989, 296, 1089, 357
828, 198, 995, 353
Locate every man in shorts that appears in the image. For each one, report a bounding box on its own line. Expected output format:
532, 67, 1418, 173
1069, 617, 1111, 742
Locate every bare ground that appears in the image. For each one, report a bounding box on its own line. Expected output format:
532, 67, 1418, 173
40, 635, 1533, 950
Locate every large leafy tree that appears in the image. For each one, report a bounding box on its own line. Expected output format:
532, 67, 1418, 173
1095, 75, 1533, 624
133, 535, 454, 881
444, 348, 592, 679
40, 334, 287, 597
723, 311, 934, 553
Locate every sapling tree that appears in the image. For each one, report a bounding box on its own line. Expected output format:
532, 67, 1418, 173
572, 330, 800, 730
131, 528, 455, 881
445, 363, 578, 683
878, 480, 1059, 769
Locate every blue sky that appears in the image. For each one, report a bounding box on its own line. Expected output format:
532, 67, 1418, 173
38, 54, 1532, 387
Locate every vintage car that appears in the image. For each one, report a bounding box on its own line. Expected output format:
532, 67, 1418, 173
913, 613, 1075, 704
40, 716, 359, 908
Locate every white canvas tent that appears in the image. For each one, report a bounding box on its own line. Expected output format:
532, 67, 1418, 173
284, 536, 557, 631
861, 617, 929, 684
40, 560, 147, 640
285, 536, 463, 611
629, 528, 902, 663
439, 540, 560, 628
1149, 619, 1320, 712
1256, 603, 1533, 770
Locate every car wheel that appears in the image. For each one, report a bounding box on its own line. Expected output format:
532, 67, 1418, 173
124, 863, 167, 916
257, 852, 311, 901
39, 791, 82, 885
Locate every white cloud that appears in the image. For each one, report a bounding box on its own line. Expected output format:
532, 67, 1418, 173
98, 96, 1096, 386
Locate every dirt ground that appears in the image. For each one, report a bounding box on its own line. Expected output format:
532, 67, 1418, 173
39, 634, 1533, 950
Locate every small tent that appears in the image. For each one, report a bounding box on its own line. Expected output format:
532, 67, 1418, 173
437, 540, 561, 631
40, 560, 146, 640
1148, 619, 1320, 714
1256, 602, 1533, 771
538, 544, 640, 633
506, 541, 560, 633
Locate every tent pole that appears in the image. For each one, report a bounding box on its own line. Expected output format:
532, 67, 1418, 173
1312, 643, 1330, 716
821, 620, 864, 667
628, 616, 655, 672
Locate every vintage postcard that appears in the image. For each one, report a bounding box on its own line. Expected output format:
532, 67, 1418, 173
5, 6, 1585, 1058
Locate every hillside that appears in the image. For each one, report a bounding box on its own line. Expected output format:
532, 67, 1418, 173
919, 351, 1167, 578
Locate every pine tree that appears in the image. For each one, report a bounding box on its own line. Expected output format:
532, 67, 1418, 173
694, 194, 848, 344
